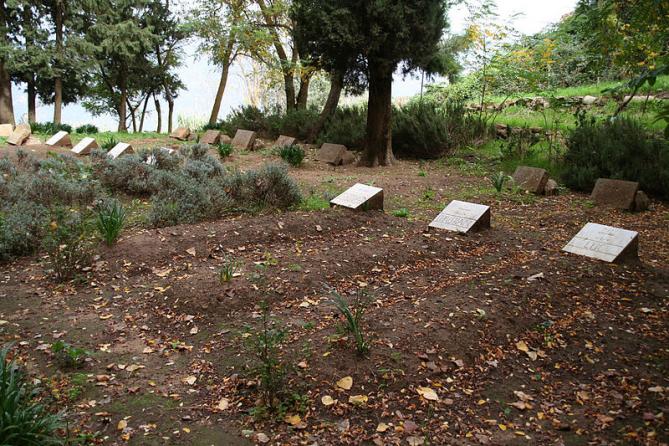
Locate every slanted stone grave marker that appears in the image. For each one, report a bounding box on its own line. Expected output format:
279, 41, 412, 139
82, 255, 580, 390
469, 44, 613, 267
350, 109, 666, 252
0, 124, 13, 137
429, 200, 491, 234
71, 137, 99, 155
563, 222, 638, 263
317, 143, 347, 165
46, 131, 72, 148
107, 142, 134, 159
330, 183, 384, 211
590, 178, 639, 211
170, 127, 191, 141
7, 124, 31, 146
23, 136, 43, 145
231, 129, 256, 150
200, 130, 222, 145
274, 135, 296, 148
512, 166, 548, 194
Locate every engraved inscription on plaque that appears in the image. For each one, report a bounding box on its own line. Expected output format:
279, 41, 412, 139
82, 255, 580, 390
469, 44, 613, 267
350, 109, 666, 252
429, 200, 491, 233
563, 222, 638, 263
330, 183, 384, 211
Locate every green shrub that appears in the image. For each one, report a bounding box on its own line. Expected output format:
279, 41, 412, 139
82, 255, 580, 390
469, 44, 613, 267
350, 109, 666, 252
392, 208, 409, 218
268, 108, 320, 140
563, 117, 669, 199
279, 145, 305, 167
41, 209, 93, 282
0, 202, 49, 260
0, 344, 64, 445
100, 136, 118, 151
217, 143, 233, 159
51, 340, 90, 369
98, 155, 156, 196
96, 199, 125, 246
75, 124, 99, 134
318, 105, 367, 149
491, 171, 510, 192
392, 100, 487, 159
328, 287, 370, 355
218, 105, 270, 136
225, 164, 302, 209
30, 122, 73, 135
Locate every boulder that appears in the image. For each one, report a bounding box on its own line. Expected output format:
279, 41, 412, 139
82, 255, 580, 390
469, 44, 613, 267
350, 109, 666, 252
511, 166, 549, 194
317, 143, 347, 165
582, 95, 598, 105
200, 130, 222, 145
340, 150, 356, 166
221, 134, 232, 145
7, 123, 31, 146
544, 179, 559, 196
23, 136, 43, 146
634, 190, 650, 212
170, 127, 191, 141
274, 135, 296, 148
590, 178, 639, 211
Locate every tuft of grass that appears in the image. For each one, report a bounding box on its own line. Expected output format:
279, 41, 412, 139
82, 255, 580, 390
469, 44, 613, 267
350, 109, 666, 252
0, 344, 64, 445
298, 193, 330, 211
393, 208, 410, 218
217, 142, 233, 159
100, 136, 118, 151
328, 287, 370, 355
218, 257, 240, 283
51, 340, 90, 369
96, 199, 125, 246
491, 171, 510, 193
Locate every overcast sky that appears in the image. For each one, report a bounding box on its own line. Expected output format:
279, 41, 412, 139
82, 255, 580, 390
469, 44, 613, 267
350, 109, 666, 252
10, 0, 578, 131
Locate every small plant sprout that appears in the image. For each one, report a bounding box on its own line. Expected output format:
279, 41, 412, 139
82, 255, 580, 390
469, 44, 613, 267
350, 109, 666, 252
218, 257, 240, 283
393, 208, 410, 218
328, 286, 370, 355
51, 340, 91, 368
101, 136, 118, 151
491, 171, 510, 193
96, 199, 126, 246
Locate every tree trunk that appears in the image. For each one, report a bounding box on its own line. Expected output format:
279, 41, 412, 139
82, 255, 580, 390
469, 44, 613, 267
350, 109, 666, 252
167, 99, 174, 133
296, 75, 310, 110
307, 71, 343, 143
359, 64, 395, 167
27, 76, 37, 123
139, 93, 150, 132
53, 0, 64, 124
127, 98, 137, 133
118, 75, 128, 132
154, 93, 162, 133
0, 61, 14, 125
209, 63, 231, 126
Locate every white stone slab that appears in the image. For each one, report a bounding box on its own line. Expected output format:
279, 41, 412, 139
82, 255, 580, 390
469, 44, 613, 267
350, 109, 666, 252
108, 142, 134, 160
563, 222, 638, 263
46, 131, 71, 147
429, 200, 491, 233
71, 137, 98, 155
330, 183, 383, 211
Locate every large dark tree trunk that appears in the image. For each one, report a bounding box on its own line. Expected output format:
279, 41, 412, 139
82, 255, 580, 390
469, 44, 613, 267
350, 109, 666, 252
307, 71, 343, 143
53, 0, 64, 124
296, 75, 310, 110
209, 63, 231, 126
27, 76, 37, 123
154, 93, 162, 133
359, 64, 395, 167
0, 61, 14, 125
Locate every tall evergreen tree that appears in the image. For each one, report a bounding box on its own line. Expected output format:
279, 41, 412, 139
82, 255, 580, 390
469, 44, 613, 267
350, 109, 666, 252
293, 0, 449, 166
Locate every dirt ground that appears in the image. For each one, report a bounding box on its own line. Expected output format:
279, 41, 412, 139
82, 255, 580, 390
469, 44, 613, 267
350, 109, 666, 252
1, 138, 668, 445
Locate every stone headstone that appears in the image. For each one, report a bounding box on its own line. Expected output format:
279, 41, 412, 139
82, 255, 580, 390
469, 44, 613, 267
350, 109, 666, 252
582, 95, 598, 105
71, 137, 99, 155
590, 178, 639, 210
221, 134, 232, 145
274, 135, 296, 148
0, 123, 13, 137
200, 130, 222, 145
330, 183, 384, 211
231, 129, 256, 150
429, 200, 491, 234
7, 124, 31, 146
45, 131, 72, 148
634, 190, 650, 212
512, 166, 549, 194
170, 127, 191, 141
317, 143, 347, 165
107, 142, 134, 160
563, 222, 638, 263
23, 136, 43, 146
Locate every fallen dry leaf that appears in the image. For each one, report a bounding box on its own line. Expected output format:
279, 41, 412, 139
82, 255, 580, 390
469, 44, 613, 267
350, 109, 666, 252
336, 376, 353, 390
321, 395, 335, 406
416, 386, 439, 401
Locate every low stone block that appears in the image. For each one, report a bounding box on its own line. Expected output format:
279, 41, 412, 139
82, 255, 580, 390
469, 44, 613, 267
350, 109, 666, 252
429, 200, 491, 234
340, 150, 356, 166
563, 222, 638, 263
231, 129, 256, 150
634, 190, 650, 212
330, 183, 384, 211
71, 137, 99, 155
200, 130, 221, 145
0, 124, 13, 137
23, 136, 43, 145
274, 135, 296, 148
590, 178, 639, 210
317, 143, 347, 165
46, 131, 72, 147
544, 179, 559, 196
7, 124, 31, 146
170, 127, 191, 141
512, 166, 549, 194
107, 142, 134, 159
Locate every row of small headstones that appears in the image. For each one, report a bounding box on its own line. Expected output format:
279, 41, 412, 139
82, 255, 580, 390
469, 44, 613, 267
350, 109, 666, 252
330, 168, 645, 264
4, 123, 358, 167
